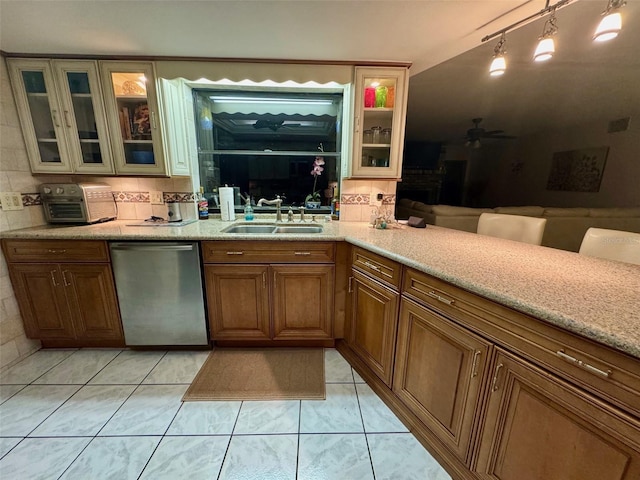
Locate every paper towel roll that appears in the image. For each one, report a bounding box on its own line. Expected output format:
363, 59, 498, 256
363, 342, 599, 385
219, 187, 236, 221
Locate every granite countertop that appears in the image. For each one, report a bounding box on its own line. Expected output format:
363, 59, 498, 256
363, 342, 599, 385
2, 218, 639, 359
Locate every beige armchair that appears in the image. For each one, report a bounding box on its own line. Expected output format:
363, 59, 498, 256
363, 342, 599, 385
477, 213, 547, 245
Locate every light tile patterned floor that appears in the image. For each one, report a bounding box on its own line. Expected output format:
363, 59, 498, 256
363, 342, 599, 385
0, 348, 451, 480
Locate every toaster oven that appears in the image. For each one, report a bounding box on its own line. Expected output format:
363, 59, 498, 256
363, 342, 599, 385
40, 183, 117, 224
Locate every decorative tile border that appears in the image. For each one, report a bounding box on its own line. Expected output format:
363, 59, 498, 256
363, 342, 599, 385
382, 194, 396, 205
111, 191, 194, 203
22, 193, 42, 206
341, 193, 370, 205
164, 192, 195, 203
113, 191, 150, 203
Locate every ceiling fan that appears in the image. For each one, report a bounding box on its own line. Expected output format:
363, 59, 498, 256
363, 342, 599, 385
253, 118, 302, 131
464, 117, 516, 148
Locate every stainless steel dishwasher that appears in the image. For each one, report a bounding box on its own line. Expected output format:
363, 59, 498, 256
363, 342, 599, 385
109, 242, 208, 346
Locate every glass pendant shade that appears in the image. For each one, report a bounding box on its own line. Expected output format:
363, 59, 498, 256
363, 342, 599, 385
594, 12, 622, 41
534, 37, 555, 62
489, 55, 506, 76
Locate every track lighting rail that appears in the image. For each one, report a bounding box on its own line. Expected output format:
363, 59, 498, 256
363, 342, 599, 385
481, 0, 575, 43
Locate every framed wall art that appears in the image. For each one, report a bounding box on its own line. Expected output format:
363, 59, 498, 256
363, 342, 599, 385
546, 146, 609, 192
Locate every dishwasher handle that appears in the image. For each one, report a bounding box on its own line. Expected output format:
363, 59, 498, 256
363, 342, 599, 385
110, 243, 194, 252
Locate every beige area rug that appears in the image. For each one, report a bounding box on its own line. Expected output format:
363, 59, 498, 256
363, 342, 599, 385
183, 348, 325, 401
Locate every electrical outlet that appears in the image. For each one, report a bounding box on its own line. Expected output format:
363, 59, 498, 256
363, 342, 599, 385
0, 192, 24, 211
149, 191, 164, 205
370, 189, 383, 207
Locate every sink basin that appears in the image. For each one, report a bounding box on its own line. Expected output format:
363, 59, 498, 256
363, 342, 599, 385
222, 224, 277, 234
221, 223, 324, 234
274, 225, 324, 234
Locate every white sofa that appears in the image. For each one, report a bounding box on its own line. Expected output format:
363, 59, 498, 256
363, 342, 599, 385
395, 199, 640, 252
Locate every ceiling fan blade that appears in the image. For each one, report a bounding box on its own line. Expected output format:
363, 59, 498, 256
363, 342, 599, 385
487, 134, 517, 139
482, 129, 504, 136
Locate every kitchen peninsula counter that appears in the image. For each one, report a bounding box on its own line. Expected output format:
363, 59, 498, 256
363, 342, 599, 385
2, 219, 639, 359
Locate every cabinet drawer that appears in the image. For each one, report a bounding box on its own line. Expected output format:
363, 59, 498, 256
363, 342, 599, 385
202, 241, 335, 263
351, 246, 401, 289
402, 267, 640, 419
2, 240, 110, 263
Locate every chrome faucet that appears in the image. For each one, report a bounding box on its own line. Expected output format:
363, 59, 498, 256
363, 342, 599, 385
299, 207, 306, 223
257, 195, 283, 221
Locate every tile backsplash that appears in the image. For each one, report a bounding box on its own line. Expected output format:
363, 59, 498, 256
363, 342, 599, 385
339, 179, 398, 222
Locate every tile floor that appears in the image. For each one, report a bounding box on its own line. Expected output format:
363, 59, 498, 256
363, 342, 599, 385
0, 348, 451, 480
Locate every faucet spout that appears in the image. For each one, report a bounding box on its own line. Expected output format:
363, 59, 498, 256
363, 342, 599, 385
257, 196, 283, 221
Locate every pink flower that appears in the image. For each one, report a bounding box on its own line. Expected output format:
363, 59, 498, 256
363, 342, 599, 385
311, 156, 324, 177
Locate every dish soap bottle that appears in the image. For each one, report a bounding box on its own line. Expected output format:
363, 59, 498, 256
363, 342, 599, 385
197, 186, 209, 220
244, 197, 254, 221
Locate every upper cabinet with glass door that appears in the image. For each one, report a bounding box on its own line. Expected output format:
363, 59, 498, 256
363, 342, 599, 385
7, 59, 114, 174
350, 67, 409, 179
100, 61, 166, 175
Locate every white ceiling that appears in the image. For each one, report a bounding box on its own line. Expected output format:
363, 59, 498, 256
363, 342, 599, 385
0, 0, 542, 75
1, 0, 638, 146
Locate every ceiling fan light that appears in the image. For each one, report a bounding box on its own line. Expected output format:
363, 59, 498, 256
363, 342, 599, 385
594, 12, 622, 41
489, 55, 506, 76
534, 37, 555, 62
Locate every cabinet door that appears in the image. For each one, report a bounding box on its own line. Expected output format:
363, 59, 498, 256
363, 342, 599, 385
350, 67, 408, 179
53, 61, 114, 174
100, 61, 167, 175
272, 264, 334, 340
61, 264, 123, 342
475, 349, 640, 480
205, 265, 271, 340
7, 263, 75, 339
348, 269, 399, 386
393, 298, 491, 463
7, 59, 74, 173
158, 78, 193, 176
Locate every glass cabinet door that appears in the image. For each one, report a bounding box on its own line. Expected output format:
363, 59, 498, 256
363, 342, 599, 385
351, 67, 408, 179
54, 61, 114, 174
100, 61, 166, 175
8, 60, 74, 173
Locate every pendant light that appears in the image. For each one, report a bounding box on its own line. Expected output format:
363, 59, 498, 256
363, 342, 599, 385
489, 33, 507, 76
594, 0, 626, 42
534, 10, 558, 62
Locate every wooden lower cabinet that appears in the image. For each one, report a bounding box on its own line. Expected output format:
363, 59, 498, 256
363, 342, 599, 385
393, 298, 492, 463
272, 264, 334, 340
348, 269, 399, 386
8, 262, 123, 345
205, 263, 334, 341
205, 265, 271, 340
474, 348, 640, 480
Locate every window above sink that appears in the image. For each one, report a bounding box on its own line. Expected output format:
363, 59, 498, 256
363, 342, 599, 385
193, 88, 344, 209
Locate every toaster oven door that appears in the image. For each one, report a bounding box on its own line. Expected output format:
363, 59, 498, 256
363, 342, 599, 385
44, 200, 87, 223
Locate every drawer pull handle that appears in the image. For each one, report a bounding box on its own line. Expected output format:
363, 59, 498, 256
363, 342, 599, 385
62, 270, 71, 287
50, 270, 60, 287
556, 350, 611, 378
471, 350, 481, 378
226, 251, 244, 255
63, 110, 72, 128
52, 109, 61, 127
427, 290, 454, 306
294, 252, 311, 256
363, 261, 381, 272
48, 249, 67, 254
492, 363, 504, 392
151, 111, 157, 129
348, 276, 353, 293
262, 271, 266, 289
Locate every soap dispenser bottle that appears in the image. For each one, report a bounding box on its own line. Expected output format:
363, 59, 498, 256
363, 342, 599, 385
244, 197, 254, 221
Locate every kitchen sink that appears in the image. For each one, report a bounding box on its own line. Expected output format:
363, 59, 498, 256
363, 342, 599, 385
274, 225, 324, 234
221, 223, 323, 234
222, 224, 277, 234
